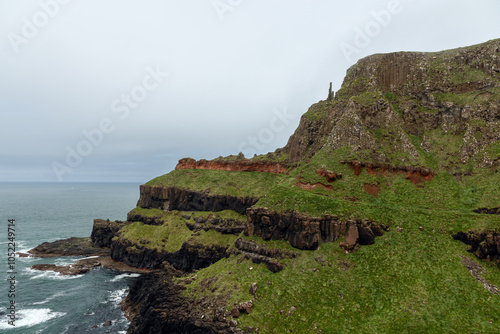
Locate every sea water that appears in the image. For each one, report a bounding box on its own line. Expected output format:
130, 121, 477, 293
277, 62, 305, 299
0, 182, 142, 333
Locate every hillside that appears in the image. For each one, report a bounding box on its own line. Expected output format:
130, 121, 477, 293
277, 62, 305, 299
100, 39, 500, 333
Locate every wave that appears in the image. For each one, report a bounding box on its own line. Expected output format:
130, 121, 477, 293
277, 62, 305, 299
109, 273, 141, 282
107, 289, 129, 305
28, 269, 84, 280
0, 308, 65, 329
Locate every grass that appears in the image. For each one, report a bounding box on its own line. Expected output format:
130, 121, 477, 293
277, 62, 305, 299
352, 91, 380, 107
116, 209, 240, 253
180, 217, 500, 333
147, 169, 281, 198
302, 101, 334, 122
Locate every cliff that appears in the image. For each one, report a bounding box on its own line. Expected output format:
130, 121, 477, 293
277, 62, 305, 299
34, 40, 500, 333
137, 184, 258, 215
279, 39, 500, 174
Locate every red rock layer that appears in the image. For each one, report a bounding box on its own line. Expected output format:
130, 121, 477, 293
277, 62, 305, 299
342, 160, 435, 185
175, 158, 289, 174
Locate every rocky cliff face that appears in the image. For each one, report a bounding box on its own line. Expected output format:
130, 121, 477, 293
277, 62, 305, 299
280, 39, 500, 170
123, 270, 237, 334
137, 185, 258, 215
91, 219, 131, 247
110, 238, 228, 271
107, 40, 500, 333
245, 208, 386, 251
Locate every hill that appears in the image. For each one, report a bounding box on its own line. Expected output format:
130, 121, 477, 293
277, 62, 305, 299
103, 39, 500, 333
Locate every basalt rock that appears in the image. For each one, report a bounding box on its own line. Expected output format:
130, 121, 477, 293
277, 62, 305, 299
246, 208, 385, 251
473, 207, 500, 215
27, 237, 109, 258
453, 230, 500, 268
123, 270, 237, 334
110, 238, 229, 272
230, 238, 297, 273
91, 219, 131, 247
280, 39, 500, 170
185, 214, 246, 235
137, 185, 258, 215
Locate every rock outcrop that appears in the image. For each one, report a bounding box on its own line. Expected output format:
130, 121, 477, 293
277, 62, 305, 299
137, 185, 258, 215
453, 230, 500, 267
27, 237, 109, 257
230, 238, 297, 273
279, 39, 500, 171
473, 207, 500, 215
342, 160, 435, 185
175, 157, 289, 174
123, 270, 237, 334
110, 238, 229, 271
245, 208, 385, 251
91, 219, 131, 247
185, 214, 246, 235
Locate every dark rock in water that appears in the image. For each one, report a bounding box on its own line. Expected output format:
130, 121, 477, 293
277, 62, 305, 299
27, 237, 109, 258
31, 263, 91, 276
103, 320, 112, 327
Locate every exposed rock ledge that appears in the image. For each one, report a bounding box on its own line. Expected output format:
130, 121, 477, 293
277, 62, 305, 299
229, 238, 297, 273
110, 238, 228, 271
137, 185, 258, 215
26, 237, 109, 257
175, 157, 289, 174
342, 160, 435, 185
246, 208, 387, 251
453, 230, 500, 268
473, 207, 500, 215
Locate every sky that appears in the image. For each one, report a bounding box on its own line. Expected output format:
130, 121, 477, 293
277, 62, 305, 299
0, 0, 499, 183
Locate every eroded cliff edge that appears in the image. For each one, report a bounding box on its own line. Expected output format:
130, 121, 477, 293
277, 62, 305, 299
28, 39, 500, 334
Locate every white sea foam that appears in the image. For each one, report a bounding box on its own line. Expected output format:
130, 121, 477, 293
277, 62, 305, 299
108, 289, 128, 304
54, 258, 81, 267
0, 308, 65, 329
109, 273, 141, 282
29, 269, 84, 280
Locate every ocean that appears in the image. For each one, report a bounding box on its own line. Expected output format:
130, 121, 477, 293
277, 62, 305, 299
0, 182, 142, 333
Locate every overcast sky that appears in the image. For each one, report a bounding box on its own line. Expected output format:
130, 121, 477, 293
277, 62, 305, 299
0, 0, 499, 183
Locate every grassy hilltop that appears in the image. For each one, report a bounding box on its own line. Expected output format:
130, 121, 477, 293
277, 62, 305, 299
122, 39, 500, 333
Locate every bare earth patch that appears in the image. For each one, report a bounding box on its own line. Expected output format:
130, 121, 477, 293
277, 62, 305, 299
460, 255, 498, 294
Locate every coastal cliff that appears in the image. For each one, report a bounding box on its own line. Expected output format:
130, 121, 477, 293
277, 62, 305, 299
29, 39, 500, 333
120, 39, 500, 334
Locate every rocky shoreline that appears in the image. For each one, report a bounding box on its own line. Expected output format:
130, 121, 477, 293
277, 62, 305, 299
22, 237, 152, 275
